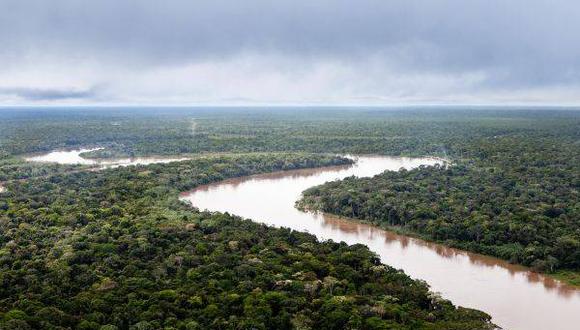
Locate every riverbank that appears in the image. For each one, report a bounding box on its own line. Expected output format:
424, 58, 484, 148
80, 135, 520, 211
552, 270, 580, 287
298, 153, 579, 291
305, 209, 580, 289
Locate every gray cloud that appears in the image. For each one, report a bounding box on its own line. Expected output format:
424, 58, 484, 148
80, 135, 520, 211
1, 0, 580, 104
0, 87, 99, 101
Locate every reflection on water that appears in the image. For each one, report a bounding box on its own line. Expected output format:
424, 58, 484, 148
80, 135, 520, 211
180, 156, 580, 330
25, 148, 189, 168
320, 214, 578, 299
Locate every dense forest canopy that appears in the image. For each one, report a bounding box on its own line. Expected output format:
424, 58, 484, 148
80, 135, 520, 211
2, 107, 578, 159
0, 106, 578, 328
295, 110, 580, 279
0, 152, 493, 329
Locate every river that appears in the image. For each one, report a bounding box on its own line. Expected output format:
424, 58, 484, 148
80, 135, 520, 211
180, 155, 580, 330
24, 148, 189, 168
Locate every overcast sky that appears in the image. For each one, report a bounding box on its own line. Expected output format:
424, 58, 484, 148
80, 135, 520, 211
2, 0, 580, 105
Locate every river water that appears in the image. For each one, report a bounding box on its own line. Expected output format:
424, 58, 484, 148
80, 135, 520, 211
24, 148, 189, 168
180, 156, 580, 330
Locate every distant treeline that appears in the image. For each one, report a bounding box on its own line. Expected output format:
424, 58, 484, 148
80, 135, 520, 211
2, 107, 578, 160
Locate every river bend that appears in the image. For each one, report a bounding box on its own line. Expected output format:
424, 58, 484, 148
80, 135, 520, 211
180, 156, 580, 330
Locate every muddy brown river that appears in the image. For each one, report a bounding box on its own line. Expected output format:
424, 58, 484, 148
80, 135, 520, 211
180, 156, 580, 330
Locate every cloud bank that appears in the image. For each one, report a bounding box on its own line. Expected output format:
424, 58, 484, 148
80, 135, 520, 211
1, 0, 580, 105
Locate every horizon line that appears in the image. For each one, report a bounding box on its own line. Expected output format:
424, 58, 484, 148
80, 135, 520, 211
2, 103, 580, 109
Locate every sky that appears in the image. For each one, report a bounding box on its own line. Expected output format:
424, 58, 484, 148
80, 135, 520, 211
1, 0, 580, 106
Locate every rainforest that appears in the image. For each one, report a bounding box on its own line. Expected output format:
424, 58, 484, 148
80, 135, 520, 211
0, 107, 578, 330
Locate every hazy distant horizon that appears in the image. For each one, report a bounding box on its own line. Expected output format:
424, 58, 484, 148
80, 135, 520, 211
2, 104, 580, 113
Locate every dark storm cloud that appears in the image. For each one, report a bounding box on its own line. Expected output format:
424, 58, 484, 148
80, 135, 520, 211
1, 0, 580, 103
0, 87, 99, 101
